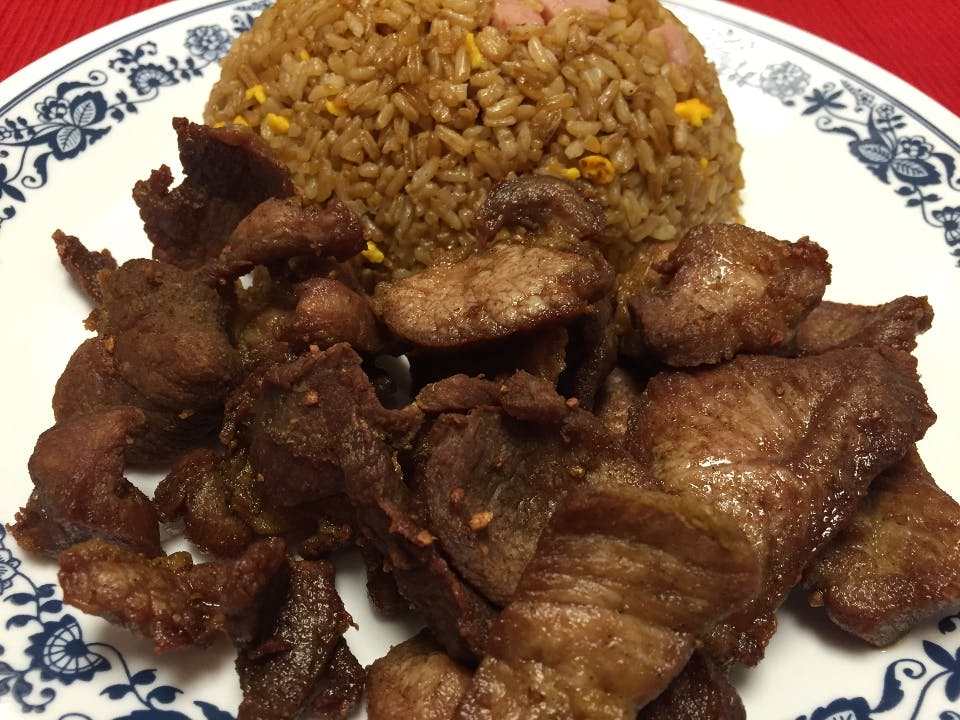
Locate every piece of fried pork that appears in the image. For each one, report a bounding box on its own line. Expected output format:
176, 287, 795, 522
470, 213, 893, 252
626, 223, 830, 366
629, 346, 935, 666
453, 486, 760, 720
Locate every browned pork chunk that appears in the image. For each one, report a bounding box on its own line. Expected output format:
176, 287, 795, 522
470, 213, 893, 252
221, 196, 365, 269
235, 345, 421, 507
629, 347, 936, 666
154, 447, 348, 561
803, 447, 960, 646
287, 276, 384, 353
53, 257, 242, 464
53, 229, 116, 303
11, 407, 161, 557
412, 374, 649, 606
308, 641, 366, 720
58, 536, 289, 651
133, 117, 295, 269
153, 448, 258, 558
366, 630, 472, 720
377, 242, 615, 349
53, 337, 226, 465
453, 487, 760, 720
628, 224, 831, 366
472, 175, 606, 243
594, 366, 646, 437
229, 343, 496, 662
778, 294, 956, 644
636, 651, 745, 720
790, 295, 933, 355
94, 258, 240, 411
236, 559, 360, 720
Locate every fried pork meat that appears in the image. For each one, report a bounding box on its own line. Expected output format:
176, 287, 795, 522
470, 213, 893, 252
453, 486, 760, 720
630, 347, 935, 666
627, 223, 831, 366
16, 117, 958, 720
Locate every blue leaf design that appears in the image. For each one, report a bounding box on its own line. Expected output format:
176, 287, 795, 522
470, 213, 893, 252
947, 672, 960, 703
54, 126, 83, 156
146, 684, 182, 705
934, 151, 958, 183
193, 701, 237, 720
69, 91, 106, 127
6, 614, 35, 629
114, 710, 192, 720
852, 140, 893, 164
0, 183, 26, 203
130, 668, 158, 686
39, 600, 63, 615
5, 593, 36, 606
102, 683, 133, 700
31, 150, 51, 186
891, 157, 940, 185
36, 584, 56, 598
873, 661, 906, 712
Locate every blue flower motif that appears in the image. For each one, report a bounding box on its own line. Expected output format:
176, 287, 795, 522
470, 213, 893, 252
35, 96, 70, 122
897, 136, 934, 160
25, 614, 110, 685
0, 547, 22, 592
185, 25, 232, 61
807, 696, 874, 720
874, 103, 898, 121
759, 61, 810, 102
129, 63, 177, 95
933, 206, 960, 245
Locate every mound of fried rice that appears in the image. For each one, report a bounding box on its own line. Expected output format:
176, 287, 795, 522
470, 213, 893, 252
203, 0, 742, 277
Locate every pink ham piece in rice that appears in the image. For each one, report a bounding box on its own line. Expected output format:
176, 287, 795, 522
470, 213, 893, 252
491, 0, 609, 28
491, 0, 545, 28
650, 20, 691, 65
541, 0, 610, 20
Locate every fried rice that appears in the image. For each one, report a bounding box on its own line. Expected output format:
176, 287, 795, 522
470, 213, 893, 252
203, 0, 743, 278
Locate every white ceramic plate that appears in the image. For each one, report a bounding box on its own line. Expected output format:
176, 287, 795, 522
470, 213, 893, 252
1, 1, 958, 718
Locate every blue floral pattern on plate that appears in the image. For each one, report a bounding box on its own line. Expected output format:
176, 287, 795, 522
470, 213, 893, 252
798, 616, 960, 720
0, 2, 959, 719
724, 60, 960, 262
0, 0, 269, 229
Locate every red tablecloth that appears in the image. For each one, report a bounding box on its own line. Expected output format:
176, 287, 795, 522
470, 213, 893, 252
2, 0, 957, 117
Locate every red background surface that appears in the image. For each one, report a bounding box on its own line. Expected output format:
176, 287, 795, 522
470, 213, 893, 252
2, 0, 957, 116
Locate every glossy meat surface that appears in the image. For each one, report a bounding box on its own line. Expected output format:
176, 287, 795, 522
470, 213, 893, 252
453, 487, 760, 719
630, 347, 935, 665
58, 536, 288, 651
236, 559, 358, 720
629, 224, 830, 366
12, 407, 160, 557
378, 242, 614, 349
223, 196, 365, 268
367, 630, 472, 720
790, 295, 933, 355
803, 448, 960, 645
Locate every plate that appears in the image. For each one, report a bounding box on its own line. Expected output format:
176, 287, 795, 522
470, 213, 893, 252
1, 1, 959, 718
